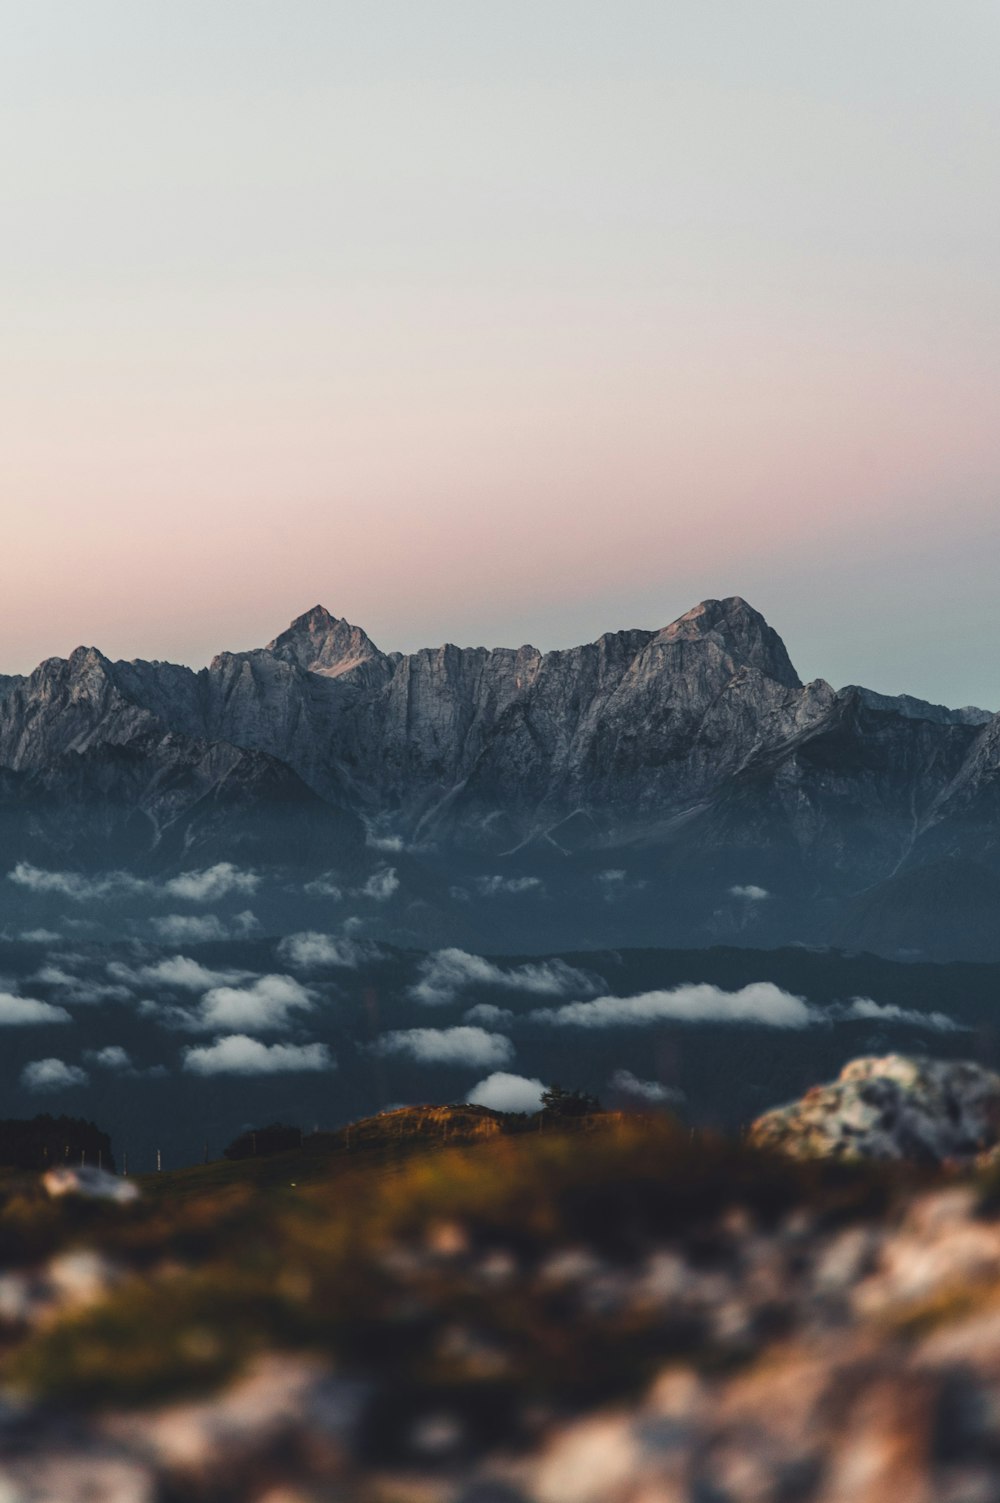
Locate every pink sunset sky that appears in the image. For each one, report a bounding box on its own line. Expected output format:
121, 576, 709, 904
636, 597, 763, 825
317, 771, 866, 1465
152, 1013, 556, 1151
3, 2, 999, 707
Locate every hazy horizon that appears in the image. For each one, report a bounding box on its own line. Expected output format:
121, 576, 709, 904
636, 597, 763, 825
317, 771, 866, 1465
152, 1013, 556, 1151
4, 2, 998, 706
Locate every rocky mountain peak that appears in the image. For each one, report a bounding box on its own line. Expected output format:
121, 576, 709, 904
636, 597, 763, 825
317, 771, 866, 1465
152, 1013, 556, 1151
67, 645, 111, 672
654, 597, 801, 689
265, 606, 382, 678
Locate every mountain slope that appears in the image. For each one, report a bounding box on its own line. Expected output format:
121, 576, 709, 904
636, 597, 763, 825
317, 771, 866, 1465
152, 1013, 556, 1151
0, 597, 997, 957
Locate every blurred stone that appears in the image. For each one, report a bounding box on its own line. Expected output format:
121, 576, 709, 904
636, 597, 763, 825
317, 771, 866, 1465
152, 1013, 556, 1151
750, 1055, 1000, 1164
45, 1251, 121, 1310
0, 1453, 154, 1503
42, 1166, 139, 1203
101, 1354, 366, 1488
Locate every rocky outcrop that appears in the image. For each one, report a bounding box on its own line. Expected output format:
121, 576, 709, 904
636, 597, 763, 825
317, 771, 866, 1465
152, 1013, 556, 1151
750, 1054, 1000, 1163
265, 603, 384, 678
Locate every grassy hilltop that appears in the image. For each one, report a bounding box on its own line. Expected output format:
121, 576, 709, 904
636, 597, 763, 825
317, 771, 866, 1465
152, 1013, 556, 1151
1, 1104, 896, 1415
5, 1097, 1000, 1500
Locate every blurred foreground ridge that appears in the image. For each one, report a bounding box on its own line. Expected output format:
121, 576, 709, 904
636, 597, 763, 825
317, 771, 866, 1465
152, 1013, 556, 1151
3, 1056, 1000, 1498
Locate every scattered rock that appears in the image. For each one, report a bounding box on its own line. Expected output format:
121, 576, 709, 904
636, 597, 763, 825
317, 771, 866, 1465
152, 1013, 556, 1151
42, 1166, 140, 1204
0, 1251, 123, 1329
101, 1354, 366, 1493
749, 1055, 1000, 1164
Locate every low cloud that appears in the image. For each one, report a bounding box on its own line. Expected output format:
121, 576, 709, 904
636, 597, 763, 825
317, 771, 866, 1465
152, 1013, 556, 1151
366, 831, 405, 853
111, 956, 246, 991
151, 914, 227, 944
149, 910, 258, 944
304, 875, 344, 900
141, 973, 315, 1033
182, 1035, 333, 1076
463, 1003, 515, 1028
277, 932, 377, 970
9, 864, 146, 902
87, 1045, 133, 1071
531, 982, 815, 1030
609, 1069, 685, 1105
373, 1026, 515, 1069
8, 862, 260, 911
197, 975, 314, 1033
164, 863, 259, 902
19, 928, 62, 944
838, 996, 963, 1032
0, 992, 71, 1025
730, 885, 770, 901
359, 867, 399, 902
21, 1057, 89, 1091
467, 1071, 545, 1113
409, 948, 601, 1007
34, 964, 131, 1005
472, 876, 544, 898
84, 1044, 166, 1079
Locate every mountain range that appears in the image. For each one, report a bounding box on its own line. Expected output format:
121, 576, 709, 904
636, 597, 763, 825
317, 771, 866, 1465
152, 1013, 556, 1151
2, 596, 998, 959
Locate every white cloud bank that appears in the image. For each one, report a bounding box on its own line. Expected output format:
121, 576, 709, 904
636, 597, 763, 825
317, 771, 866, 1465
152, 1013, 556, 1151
22, 1057, 89, 1091
164, 863, 260, 902
409, 948, 600, 1007
9, 864, 146, 901
467, 1071, 545, 1113
531, 982, 815, 1030
609, 1069, 685, 1104
84, 1045, 165, 1078
196, 975, 314, 1033
142, 973, 316, 1033
8, 861, 260, 906
0, 992, 70, 1025
151, 911, 258, 943
183, 1035, 332, 1076
359, 867, 399, 902
463, 1003, 515, 1028
277, 932, 377, 970
729, 885, 770, 901
373, 1026, 515, 1068
111, 955, 247, 991
473, 876, 544, 898
88, 1045, 133, 1071
529, 983, 964, 1035
366, 831, 405, 853
304, 875, 344, 900
33, 964, 131, 1005
838, 997, 962, 1032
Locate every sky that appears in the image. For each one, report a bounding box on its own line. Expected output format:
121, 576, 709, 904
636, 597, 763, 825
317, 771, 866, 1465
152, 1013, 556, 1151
3, 1, 999, 707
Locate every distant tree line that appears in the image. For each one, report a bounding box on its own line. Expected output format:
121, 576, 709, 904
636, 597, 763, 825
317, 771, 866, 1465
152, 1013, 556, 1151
222, 1088, 606, 1161
540, 1085, 602, 1118
0, 1115, 115, 1172
224, 1122, 304, 1159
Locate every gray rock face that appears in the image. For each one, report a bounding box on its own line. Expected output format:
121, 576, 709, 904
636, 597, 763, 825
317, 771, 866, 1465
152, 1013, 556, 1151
123, 595, 825, 842
750, 1055, 1000, 1163
851, 685, 994, 728
1, 594, 999, 953
265, 603, 383, 678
